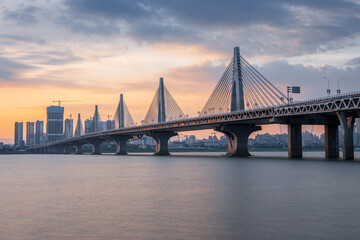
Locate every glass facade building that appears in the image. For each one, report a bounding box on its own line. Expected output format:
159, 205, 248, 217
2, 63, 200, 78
46, 106, 64, 143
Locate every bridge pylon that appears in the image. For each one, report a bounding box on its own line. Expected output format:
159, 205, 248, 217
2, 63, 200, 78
200, 46, 287, 116
114, 94, 135, 128
89, 105, 101, 133
144, 77, 185, 124
158, 77, 166, 122
74, 113, 83, 137
231, 46, 245, 112
118, 94, 125, 128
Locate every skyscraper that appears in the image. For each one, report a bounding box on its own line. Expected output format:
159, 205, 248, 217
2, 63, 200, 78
46, 106, 64, 143
35, 120, 44, 145
64, 118, 74, 139
85, 119, 93, 134
14, 122, 23, 147
26, 122, 35, 146
105, 120, 115, 130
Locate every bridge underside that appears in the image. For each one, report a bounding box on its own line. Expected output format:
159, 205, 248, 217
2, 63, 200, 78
216, 124, 261, 156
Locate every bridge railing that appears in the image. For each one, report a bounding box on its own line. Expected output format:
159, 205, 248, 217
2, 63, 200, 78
279, 91, 360, 107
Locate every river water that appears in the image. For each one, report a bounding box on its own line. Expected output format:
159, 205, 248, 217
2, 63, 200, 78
0, 152, 360, 240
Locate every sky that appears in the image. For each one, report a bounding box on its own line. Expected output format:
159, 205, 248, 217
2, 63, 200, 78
1, 0, 360, 143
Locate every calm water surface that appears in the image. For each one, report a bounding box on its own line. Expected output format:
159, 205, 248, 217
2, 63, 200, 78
1, 152, 360, 240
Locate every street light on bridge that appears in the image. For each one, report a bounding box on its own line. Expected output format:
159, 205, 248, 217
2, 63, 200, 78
337, 78, 342, 95
324, 77, 331, 95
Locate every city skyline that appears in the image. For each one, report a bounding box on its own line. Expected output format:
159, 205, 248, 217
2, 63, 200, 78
1, 0, 360, 142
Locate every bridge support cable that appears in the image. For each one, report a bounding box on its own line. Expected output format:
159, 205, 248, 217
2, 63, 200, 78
164, 87, 186, 120
337, 112, 355, 160
215, 124, 261, 156
114, 94, 135, 128
288, 124, 302, 158
241, 56, 286, 103
144, 88, 159, 124
200, 60, 233, 115
241, 57, 285, 105
144, 78, 185, 124
200, 47, 287, 116
242, 62, 276, 107
74, 113, 83, 137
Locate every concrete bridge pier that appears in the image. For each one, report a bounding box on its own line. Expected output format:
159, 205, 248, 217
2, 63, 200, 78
288, 124, 302, 158
74, 143, 83, 154
90, 140, 103, 155
113, 135, 132, 155
62, 145, 71, 154
215, 124, 261, 156
337, 112, 355, 160
49, 146, 61, 154
325, 124, 339, 158
148, 131, 177, 155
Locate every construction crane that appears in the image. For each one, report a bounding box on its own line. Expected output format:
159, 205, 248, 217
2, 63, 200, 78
52, 100, 81, 106
66, 114, 73, 119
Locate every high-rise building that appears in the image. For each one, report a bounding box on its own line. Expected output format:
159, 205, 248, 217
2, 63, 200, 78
46, 106, 64, 143
105, 120, 115, 131
64, 119, 74, 139
85, 119, 93, 134
26, 122, 35, 146
14, 122, 23, 147
35, 120, 44, 145
98, 121, 105, 132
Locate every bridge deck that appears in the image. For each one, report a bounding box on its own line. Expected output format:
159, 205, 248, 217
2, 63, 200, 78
28, 92, 360, 149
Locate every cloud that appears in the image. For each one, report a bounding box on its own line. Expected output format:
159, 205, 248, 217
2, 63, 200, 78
0, 57, 36, 81
0, 34, 47, 45
257, 60, 360, 99
346, 57, 360, 66
59, 0, 360, 58
56, 15, 120, 36
63, 0, 153, 21
3, 5, 39, 24
18, 50, 84, 66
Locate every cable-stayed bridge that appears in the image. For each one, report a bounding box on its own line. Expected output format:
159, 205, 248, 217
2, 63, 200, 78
28, 47, 360, 160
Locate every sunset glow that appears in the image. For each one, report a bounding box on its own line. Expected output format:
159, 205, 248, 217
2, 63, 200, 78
1, 0, 360, 143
